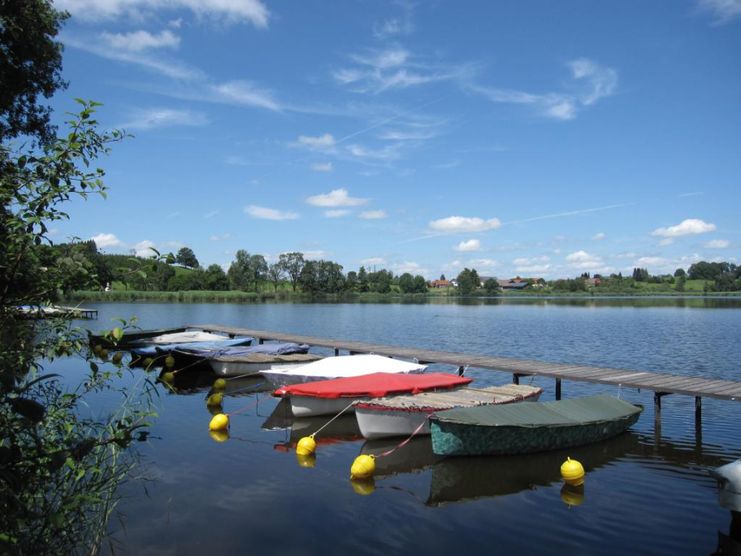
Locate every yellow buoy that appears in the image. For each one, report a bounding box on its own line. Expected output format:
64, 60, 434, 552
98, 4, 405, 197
111, 351, 123, 365
296, 453, 316, 468
162, 371, 175, 384
560, 457, 585, 486
143, 357, 155, 369
296, 435, 317, 456
209, 413, 229, 431
165, 355, 175, 369
350, 454, 376, 480
213, 378, 227, 391
560, 483, 585, 507
209, 430, 230, 443
350, 478, 376, 496
207, 392, 223, 406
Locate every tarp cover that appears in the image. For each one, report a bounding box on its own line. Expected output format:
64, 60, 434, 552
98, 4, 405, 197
182, 342, 307, 358
431, 394, 642, 428
131, 337, 252, 356
262, 353, 428, 383
274, 372, 471, 399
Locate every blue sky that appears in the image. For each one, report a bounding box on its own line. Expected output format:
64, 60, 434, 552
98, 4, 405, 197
50, 0, 740, 279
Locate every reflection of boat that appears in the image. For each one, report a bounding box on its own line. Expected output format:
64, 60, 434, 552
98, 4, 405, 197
360, 437, 441, 477
427, 431, 639, 506
160, 371, 272, 396
271, 414, 363, 451
207, 345, 320, 377
261, 354, 427, 386
355, 384, 542, 439
430, 394, 642, 456
274, 372, 472, 417
710, 460, 741, 513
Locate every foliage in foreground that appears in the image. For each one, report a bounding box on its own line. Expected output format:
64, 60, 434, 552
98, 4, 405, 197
0, 103, 156, 554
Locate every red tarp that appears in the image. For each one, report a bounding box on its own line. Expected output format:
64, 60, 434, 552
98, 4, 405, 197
273, 372, 472, 399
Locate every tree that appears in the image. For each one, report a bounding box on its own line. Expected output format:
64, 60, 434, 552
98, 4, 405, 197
175, 247, 199, 269
248, 254, 268, 291
227, 250, 251, 291
0, 0, 69, 145
483, 278, 501, 295
632, 267, 649, 282
413, 275, 428, 293
357, 266, 369, 292
457, 268, 480, 295
398, 273, 415, 293
204, 264, 229, 290
674, 268, 686, 278
439, 274, 446, 281
267, 262, 284, 292
346, 270, 359, 292
278, 252, 304, 292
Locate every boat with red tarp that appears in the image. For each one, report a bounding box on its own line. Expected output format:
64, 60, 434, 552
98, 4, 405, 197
273, 372, 472, 417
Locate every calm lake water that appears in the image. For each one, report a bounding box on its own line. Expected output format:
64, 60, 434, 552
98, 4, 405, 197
56, 298, 741, 555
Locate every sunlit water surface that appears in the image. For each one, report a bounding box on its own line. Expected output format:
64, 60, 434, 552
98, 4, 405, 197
51, 298, 741, 555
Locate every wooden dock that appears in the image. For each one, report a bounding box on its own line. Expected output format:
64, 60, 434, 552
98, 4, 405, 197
16, 305, 98, 319
191, 324, 741, 421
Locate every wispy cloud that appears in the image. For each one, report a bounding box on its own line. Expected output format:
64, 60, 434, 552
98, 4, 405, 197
469, 58, 618, 120
392, 261, 428, 276
359, 210, 387, 220
324, 209, 350, 218
514, 256, 552, 274
429, 216, 502, 233
133, 239, 157, 258
100, 29, 180, 52
296, 133, 336, 151
507, 203, 633, 225
91, 233, 123, 249
651, 218, 716, 238
333, 47, 474, 94
705, 239, 730, 248
566, 250, 611, 272
119, 107, 208, 130
306, 188, 369, 207
210, 233, 232, 241
697, 0, 741, 23
56, 0, 270, 27
210, 81, 282, 111
244, 205, 299, 220
310, 162, 333, 172
361, 257, 386, 266
592, 232, 606, 241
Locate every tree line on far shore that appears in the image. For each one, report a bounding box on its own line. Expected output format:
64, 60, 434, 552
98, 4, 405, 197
36, 240, 741, 297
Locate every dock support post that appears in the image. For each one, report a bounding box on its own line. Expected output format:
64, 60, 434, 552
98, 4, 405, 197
258, 338, 264, 345
555, 378, 562, 400
457, 366, 465, 377
334, 347, 339, 356
513, 373, 521, 385
695, 396, 702, 423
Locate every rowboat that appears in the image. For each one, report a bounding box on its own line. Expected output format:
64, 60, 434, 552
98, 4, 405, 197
709, 459, 741, 512
204, 343, 321, 377
273, 372, 472, 417
429, 394, 642, 457
260, 354, 427, 387
129, 335, 253, 358
354, 383, 542, 439
89, 326, 188, 348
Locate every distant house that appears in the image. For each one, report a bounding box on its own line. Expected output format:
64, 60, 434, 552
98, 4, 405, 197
429, 279, 452, 288
497, 278, 530, 290
585, 277, 601, 287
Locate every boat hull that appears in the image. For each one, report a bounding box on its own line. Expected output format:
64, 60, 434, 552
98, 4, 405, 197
355, 407, 430, 439
290, 396, 360, 417
430, 409, 641, 456
210, 359, 315, 377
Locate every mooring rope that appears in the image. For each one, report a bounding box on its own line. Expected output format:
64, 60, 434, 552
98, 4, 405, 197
375, 418, 429, 458
310, 401, 357, 437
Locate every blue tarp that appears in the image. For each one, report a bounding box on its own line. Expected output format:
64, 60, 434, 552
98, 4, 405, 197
130, 337, 253, 356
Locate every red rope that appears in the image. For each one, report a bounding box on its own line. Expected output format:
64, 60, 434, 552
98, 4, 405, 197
376, 418, 429, 458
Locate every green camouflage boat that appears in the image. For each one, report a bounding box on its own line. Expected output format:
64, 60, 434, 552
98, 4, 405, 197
430, 394, 642, 457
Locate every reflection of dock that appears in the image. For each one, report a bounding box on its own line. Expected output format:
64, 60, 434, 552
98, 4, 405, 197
16, 305, 97, 319
192, 324, 741, 426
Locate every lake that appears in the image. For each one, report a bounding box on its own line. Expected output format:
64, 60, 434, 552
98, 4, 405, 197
56, 298, 741, 555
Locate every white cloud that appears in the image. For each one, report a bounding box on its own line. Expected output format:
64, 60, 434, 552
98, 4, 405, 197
455, 239, 481, 252
698, 0, 741, 23
468, 258, 498, 271
635, 256, 671, 267
566, 250, 607, 270
296, 133, 336, 150
91, 233, 123, 248
361, 257, 386, 266
100, 29, 180, 52
705, 239, 730, 248
470, 58, 617, 121
306, 188, 368, 207
345, 143, 402, 162
651, 218, 716, 238
204, 210, 219, 219
310, 162, 333, 172
592, 232, 606, 241
119, 108, 208, 130
303, 250, 328, 260
56, 0, 270, 27
211, 81, 281, 111
133, 240, 157, 258
209, 233, 232, 241
244, 205, 299, 220
658, 238, 674, 246
324, 209, 350, 218
393, 261, 428, 276
359, 210, 387, 220
429, 216, 502, 233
